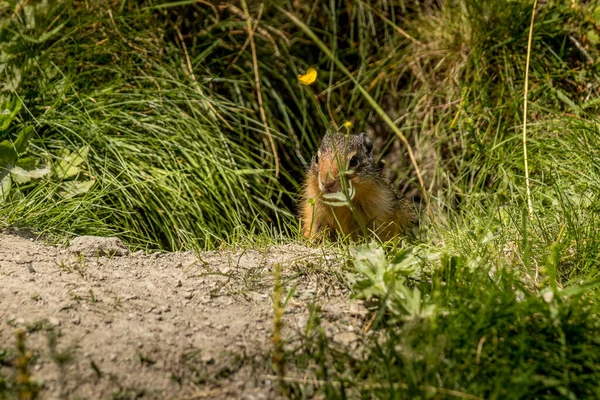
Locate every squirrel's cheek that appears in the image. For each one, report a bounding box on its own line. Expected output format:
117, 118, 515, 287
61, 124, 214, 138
349, 176, 365, 190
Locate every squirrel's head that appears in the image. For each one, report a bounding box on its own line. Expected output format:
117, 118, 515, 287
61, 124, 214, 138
311, 131, 374, 195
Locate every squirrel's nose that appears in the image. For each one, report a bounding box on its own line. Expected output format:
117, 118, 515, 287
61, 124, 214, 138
321, 179, 340, 194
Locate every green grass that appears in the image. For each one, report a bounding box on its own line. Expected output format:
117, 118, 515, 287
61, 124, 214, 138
292, 254, 600, 399
0, 0, 299, 250
2, 0, 600, 398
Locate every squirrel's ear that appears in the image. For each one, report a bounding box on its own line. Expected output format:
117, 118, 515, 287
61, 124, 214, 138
360, 132, 373, 154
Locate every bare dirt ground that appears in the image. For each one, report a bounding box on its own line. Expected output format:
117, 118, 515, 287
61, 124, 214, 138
0, 231, 367, 399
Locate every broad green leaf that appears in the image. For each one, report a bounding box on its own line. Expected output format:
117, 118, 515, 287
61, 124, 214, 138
59, 180, 95, 198
14, 126, 34, 153
0, 173, 10, 201
0, 126, 33, 170
0, 97, 22, 131
348, 242, 435, 321
0, 140, 18, 170
322, 184, 355, 207
10, 165, 51, 184
54, 146, 89, 179
588, 30, 600, 46
15, 156, 37, 170
1, 67, 22, 91
594, 6, 600, 25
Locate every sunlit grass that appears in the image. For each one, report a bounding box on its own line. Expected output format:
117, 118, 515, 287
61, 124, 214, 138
2, 0, 600, 398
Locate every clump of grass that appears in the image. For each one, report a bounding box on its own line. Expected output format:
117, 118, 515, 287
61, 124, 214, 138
0, 1, 295, 250
284, 239, 600, 399
260, 0, 600, 398
2, 0, 600, 251
4, 86, 294, 249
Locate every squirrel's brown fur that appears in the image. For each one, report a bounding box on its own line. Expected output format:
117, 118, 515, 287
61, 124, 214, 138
300, 131, 414, 241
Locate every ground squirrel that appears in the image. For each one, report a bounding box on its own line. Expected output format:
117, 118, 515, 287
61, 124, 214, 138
300, 131, 414, 241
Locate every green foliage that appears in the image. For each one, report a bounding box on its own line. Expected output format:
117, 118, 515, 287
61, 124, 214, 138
0, 97, 21, 131
0, 96, 46, 202
2, 0, 600, 396
2, 0, 599, 249
0, 0, 295, 249
289, 243, 600, 399
348, 243, 436, 320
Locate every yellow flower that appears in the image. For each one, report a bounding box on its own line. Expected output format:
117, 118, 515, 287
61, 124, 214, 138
298, 68, 318, 85
343, 121, 353, 128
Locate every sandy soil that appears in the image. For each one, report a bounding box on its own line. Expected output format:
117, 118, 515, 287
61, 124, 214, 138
0, 232, 367, 399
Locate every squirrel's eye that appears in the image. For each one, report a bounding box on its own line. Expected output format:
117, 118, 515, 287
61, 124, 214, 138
348, 155, 359, 169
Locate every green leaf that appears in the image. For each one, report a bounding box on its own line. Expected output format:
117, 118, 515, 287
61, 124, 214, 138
348, 243, 435, 321
14, 126, 34, 153
588, 30, 600, 46
0, 97, 22, 131
321, 184, 355, 207
0, 173, 10, 201
0, 126, 33, 170
58, 180, 95, 198
0, 140, 18, 170
10, 165, 51, 184
54, 146, 90, 179
15, 156, 37, 170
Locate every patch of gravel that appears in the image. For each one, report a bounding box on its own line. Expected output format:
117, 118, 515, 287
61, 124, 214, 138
0, 233, 367, 399
69, 236, 130, 257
